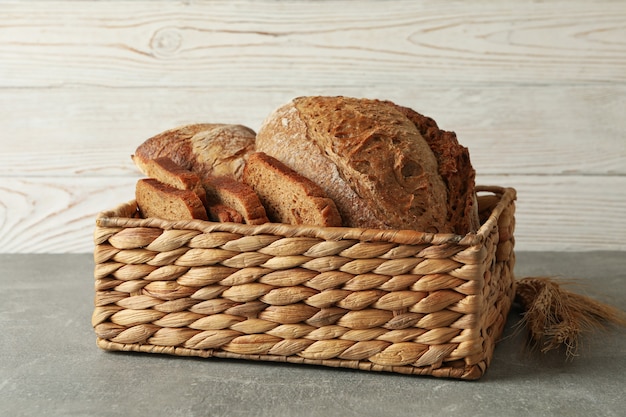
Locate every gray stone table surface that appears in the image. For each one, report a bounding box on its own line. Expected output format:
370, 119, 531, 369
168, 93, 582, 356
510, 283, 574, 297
1, 252, 625, 417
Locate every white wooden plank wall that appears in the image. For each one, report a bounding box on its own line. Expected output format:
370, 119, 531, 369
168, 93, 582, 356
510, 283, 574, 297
1, 0, 625, 253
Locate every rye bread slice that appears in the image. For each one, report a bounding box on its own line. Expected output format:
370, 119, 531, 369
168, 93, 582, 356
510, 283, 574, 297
242, 152, 342, 227
138, 157, 208, 207
207, 203, 245, 223
202, 175, 269, 225
136, 178, 208, 221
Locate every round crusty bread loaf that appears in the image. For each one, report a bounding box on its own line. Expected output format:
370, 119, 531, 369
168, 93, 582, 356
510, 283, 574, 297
132, 123, 256, 181
255, 96, 479, 235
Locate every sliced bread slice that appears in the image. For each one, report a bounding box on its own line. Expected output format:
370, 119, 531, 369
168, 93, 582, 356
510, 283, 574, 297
138, 157, 208, 206
136, 178, 209, 221
242, 152, 342, 227
202, 175, 269, 225
207, 203, 244, 223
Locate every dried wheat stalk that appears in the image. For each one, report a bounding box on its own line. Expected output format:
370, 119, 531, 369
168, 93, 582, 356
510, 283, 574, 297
515, 277, 626, 358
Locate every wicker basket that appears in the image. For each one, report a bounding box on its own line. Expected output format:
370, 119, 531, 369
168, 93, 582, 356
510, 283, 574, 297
92, 185, 516, 380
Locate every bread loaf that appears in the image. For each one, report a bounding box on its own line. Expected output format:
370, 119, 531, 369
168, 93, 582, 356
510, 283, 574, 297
133, 123, 256, 181
255, 96, 479, 235
243, 152, 342, 227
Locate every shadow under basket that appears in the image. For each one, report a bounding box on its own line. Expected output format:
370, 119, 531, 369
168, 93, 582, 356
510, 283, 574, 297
93, 185, 517, 380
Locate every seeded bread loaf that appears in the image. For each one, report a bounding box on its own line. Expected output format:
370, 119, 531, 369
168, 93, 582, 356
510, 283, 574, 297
132, 123, 256, 181
136, 178, 209, 221
255, 96, 479, 235
243, 152, 342, 227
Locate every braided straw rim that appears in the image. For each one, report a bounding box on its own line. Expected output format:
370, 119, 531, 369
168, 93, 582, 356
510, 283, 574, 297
96, 186, 516, 247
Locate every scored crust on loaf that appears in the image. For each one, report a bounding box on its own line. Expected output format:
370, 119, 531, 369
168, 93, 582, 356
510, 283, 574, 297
132, 123, 256, 181
137, 157, 208, 207
242, 152, 342, 227
132, 123, 216, 175
255, 96, 472, 233
136, 178, 209, 221
202, 175, 269, 225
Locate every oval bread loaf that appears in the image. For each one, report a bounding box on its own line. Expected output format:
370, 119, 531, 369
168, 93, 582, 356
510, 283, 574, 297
132, 123, 256, 181
255, 96, 479, 235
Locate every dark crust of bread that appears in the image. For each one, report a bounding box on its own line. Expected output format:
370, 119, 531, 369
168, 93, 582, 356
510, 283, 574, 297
242, 152, 342, 227
393, 104, 480, 234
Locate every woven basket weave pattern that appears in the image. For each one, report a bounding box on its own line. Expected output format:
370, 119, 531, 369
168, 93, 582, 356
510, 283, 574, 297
93, 186, 516, 380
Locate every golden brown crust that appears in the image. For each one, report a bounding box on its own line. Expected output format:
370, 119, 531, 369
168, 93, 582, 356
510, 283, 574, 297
242, 152, 342, 227
133, 124, 218, 172
256, 96, 476, 233
135, 178, 208, 221
394, 104, 480, 234
133, 123, 256, 181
